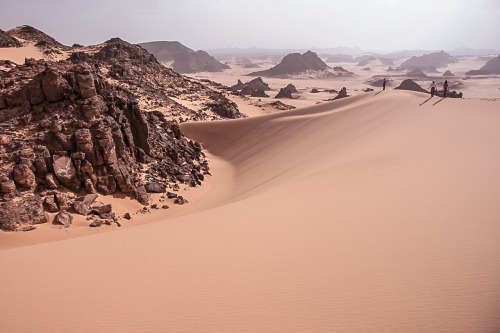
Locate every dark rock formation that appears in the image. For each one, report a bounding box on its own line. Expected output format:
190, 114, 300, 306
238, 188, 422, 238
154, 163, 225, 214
284, 84, 297, 93
466, 55, 500, 75
407, 68, 428, 77
333, 87, 348, 100
442, 70, 454, 77
394, 79, 428, 93
139, 41, 230, 73
275, 83, 298, 99
249, 51, 329, 77
231, 77, 271, 98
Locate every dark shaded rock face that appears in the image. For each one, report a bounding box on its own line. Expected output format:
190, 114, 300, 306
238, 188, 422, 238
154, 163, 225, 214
275, 83, 297, 99
231, 77, 271, 97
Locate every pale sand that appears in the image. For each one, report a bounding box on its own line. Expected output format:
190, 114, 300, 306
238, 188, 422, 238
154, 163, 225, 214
1, 90, 500, 332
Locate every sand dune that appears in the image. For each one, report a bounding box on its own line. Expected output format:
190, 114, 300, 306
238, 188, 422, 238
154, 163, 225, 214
1, 91, 500, 332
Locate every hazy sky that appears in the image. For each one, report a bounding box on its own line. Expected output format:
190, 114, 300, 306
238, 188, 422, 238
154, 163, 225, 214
1, 0, 499, 52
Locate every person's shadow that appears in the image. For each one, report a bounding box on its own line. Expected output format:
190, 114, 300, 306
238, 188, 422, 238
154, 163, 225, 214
419, 97, 432, 106
433, 98, 445, 105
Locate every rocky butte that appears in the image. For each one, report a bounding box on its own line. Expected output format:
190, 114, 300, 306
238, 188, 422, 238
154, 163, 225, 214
248, 51, 354, 78
0, 26, 244, 231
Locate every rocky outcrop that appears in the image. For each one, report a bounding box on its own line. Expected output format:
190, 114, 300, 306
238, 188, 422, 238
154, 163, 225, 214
1, 28, 246, 231
139, 41, 230, 73
249, 51, 329, 77
442, 70, 454, 77
0, 59, 210, 229
333, 87, 348, 100
231, 77, 271, 97
394, 79, 428, 93
274, 84, 298, 99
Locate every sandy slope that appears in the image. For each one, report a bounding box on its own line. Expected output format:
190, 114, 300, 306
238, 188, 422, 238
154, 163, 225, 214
1, 91, 500, 332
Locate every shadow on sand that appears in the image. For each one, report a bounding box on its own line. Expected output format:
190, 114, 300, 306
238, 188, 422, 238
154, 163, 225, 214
419, 97, 433, 106
433, 98, 445, 106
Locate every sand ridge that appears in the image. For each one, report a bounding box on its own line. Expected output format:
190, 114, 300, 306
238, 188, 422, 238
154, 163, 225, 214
1, 91, 500, 331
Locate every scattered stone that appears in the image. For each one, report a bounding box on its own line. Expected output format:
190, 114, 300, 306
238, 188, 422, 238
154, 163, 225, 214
123, 212, 131, 220
73, 200, 91, 215
90, 201, 112, 215
145, 182, 165, 193
89, 219, 104, 227
174, 196, 187, 205
162, 205, 169, 210
151, 204, 158, 209
166, 191, 178, 199
53, 211, 72, 227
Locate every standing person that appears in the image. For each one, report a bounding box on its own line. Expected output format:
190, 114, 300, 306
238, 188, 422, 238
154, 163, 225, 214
443, 80, 448, 98
383, 78, 386, 90
429, 81, 437, 97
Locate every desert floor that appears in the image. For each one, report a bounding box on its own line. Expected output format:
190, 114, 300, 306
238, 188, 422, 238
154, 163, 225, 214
1, 87, 500, 331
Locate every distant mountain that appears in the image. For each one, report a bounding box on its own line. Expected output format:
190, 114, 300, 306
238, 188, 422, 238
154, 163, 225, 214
466, 55, 500, 75
398, 51, 457, 71
139, 41, 229, 74
248, 51, 329, 77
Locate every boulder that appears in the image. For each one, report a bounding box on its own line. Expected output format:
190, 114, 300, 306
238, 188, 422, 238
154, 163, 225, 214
145, 182, 165, 193
43, 195, 59, 212
13, 163, 36, 189
73, 201, 90, 215
1, 179, 16, 193
89, 219, 104, 227
53, 155, 77, 184
90, 201, 112, 215
41, 69, 71, 102
394, 79, 428, 93
77, 73, 97, 98
53, 211, 72, 227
